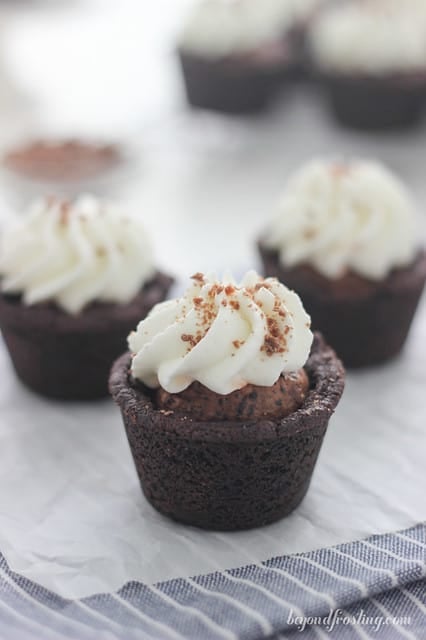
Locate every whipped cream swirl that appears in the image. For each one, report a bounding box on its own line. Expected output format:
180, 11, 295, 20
0, 195, 155, 314
309, 2, 426, 74
263, 159, 419, 281
180, 0, 313, 58
129, 270, 312, 395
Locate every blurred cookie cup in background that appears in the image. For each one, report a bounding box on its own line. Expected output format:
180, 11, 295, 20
177, 0, 306, 114
307, 1, 426, 129
0, 195, 173, 400
258, 158, 426, 368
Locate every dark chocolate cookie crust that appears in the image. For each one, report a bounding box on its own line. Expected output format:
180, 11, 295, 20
178, 46, 293, 114
317, 70, 426, 130
259, 243, 426, 368
0, 271, 173, 400
109, 333, 345, 530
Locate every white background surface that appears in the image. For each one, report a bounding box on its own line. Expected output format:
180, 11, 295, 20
0, 0, 425, 600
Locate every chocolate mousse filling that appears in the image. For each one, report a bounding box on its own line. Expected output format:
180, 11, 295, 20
156, 369, 309, 421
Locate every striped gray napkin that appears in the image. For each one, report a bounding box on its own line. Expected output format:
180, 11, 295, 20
0, 524, 424, 640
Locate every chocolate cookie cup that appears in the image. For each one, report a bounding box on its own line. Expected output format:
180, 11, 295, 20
0, 194, 174, 400
307, 2, 426, 130
317, 72, 426, 130
178, 45, 293, 114
110, 333, 344, 530
176, 0, 303, 114
259, 158, 426, 368
0, 272, 173, 400
259, 245, 426, 368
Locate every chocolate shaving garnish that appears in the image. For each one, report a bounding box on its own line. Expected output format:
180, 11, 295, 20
191, 272, 205, 283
